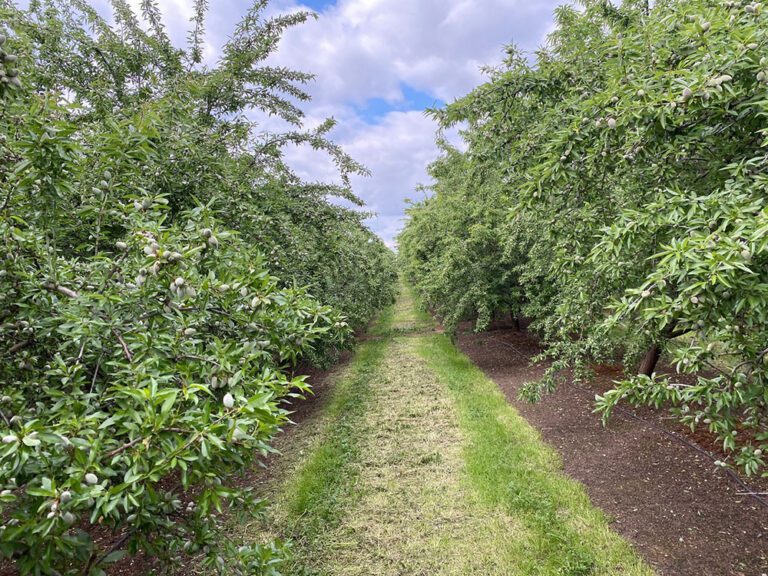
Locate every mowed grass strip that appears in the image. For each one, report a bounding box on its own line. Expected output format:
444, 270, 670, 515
233, 306, 393, 572
240, 288, 652, 575
368, 280, 433, 338
299, 336, 527, 575
280, 319, 393, 539
417, 334, 654, 576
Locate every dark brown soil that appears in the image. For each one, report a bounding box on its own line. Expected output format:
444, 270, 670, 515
457, 325, 768, 576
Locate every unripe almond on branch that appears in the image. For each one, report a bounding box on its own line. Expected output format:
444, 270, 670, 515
682, 87, 693, 100
84, 473, 98, 485
700, 21, 711, 32
2, 434, 17, 444
758, 71, 767, 82
223, 393, 235, 409
607, 118, 617, 129
60, 490, 72, 503
62, 512, 76, 525
207, 236, 219, 248
741, 248, 752, 261
115, 241, 128, 251
200, 228, 212, 239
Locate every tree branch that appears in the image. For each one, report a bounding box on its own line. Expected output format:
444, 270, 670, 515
112, 329, 133, 362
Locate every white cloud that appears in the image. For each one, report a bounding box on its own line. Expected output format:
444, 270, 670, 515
88, 0, 562, 245
257, 0, 561, 245
267, 0, 560, 106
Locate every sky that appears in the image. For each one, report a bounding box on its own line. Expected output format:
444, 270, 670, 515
127, 0, 564, 246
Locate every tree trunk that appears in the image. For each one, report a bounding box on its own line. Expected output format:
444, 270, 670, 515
638, 343, 661, 376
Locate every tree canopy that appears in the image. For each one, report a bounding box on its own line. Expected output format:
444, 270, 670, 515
399, 0, 768, 478
0, 0, 395, 573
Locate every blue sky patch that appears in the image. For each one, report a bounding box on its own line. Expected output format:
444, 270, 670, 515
356, 84, 445, 123
298, 0, 338, 12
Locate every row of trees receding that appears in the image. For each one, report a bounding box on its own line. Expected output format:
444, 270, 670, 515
399, 0, 768, 478
0, 1, 395, 574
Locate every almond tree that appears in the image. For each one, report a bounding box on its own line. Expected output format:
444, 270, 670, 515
0, 1, 395, 573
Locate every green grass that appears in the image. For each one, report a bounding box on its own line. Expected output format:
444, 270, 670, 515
282, 340, 386, 529
417, 335, 653, 576
280, 307, 393, 539
368, 279, 433, 337
237, 284, 654, 575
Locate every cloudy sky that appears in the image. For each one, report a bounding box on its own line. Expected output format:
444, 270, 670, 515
131, 0, 563, 245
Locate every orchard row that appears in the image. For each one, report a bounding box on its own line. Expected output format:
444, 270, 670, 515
0, 2, 395, 574
400, 0, 768, 478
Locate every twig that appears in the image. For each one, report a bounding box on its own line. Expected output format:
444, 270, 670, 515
105, 428, 191, 459
86, 529, 135, 575
2, 338, 32, 357
112, 329, 133, 362
104, 436, 144, 459
89, 353, 103, 394
43, 283, 80, 299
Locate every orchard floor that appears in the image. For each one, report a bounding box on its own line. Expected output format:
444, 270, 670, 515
457, 324, 768, 576
231, 287, 653, 575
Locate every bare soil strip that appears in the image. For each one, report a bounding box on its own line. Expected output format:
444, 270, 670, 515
457, 327, 768, 576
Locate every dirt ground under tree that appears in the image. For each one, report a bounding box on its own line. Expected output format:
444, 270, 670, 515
457, 325, 768, 576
